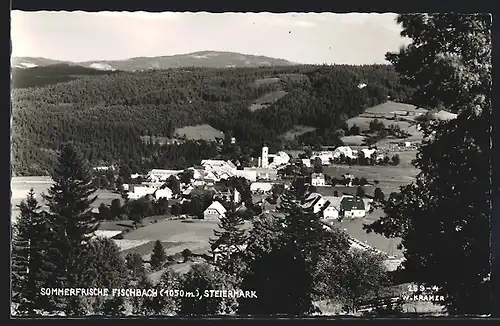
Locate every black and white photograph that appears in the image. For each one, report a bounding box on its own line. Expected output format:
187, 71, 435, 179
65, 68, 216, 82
10, 10, 492, 317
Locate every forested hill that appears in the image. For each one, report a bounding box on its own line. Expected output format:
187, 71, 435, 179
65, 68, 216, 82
11, 64, 121, 89
12, 51, 296, 72
12, 64, 414, 176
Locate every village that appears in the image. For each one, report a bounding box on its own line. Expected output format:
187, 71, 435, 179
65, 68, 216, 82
88, 138, 414, 273
103, 143, 402, 224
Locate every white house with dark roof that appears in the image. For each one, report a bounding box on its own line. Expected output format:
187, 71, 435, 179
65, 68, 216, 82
311, 173, 326, 187
302, 193, 340, 220
203, 201, 227, 221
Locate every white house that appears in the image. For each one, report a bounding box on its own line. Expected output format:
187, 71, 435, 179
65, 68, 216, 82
360, 148, 376, 159
127, 185, 157, 200
303, 193, 339, 220
311, 173, 326, 187
155, 187, 173, 200
302, 159, 312, 167
322, 206, 339, 220
333, 146, 356, 160
182, 185, 195, 196
268, 151, 291, 168
203, 201, 227, 221
130, 173, 141, 179
148, 169, 183, 182
250, 182, 274, 193
187, 167, 203, 180
311, 151, 335, 165
213, 244, 247, 263
341, 196, 366, 218
243, 167, 278, 181
122, 183, 129, 191
235, 170, 257, 182
201, 160, 237, 173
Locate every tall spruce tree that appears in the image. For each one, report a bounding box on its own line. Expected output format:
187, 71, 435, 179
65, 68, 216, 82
11, 189, 56, 315
150, 240, 167, 271
41, 142, 100, 315
209, 204, 248, 277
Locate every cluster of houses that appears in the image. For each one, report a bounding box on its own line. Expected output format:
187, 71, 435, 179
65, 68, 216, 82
308, 146, 387, 165
115, 144, 378, 222
302, 192, 373, 221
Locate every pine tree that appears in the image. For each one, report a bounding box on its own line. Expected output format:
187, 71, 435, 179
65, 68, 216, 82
150, 240, 167, 271
41, 142, 100, 315
11, 189, 55, 315
209, 205, 248, 278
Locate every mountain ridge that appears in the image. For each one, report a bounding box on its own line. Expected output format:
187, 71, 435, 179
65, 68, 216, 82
12, 51, 297, 71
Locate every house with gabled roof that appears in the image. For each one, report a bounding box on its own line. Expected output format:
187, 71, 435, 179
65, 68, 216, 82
203, 201, 227, 221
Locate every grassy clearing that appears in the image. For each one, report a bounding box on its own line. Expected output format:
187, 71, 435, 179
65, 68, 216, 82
323, 158, 419, 197
341, 135, 366, 146
335, 217, 403, 258
249, 90, 288, 111
364, 101, 423, 116
174, 124, 224, 141
280, 125, 317, 140
120, 240, 184, 258
253, 77, 280, 86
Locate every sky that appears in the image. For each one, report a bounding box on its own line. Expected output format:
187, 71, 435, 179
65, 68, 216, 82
11, 11, 410, 65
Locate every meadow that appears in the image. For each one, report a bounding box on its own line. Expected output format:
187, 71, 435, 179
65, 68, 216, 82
174, 124, 225, 141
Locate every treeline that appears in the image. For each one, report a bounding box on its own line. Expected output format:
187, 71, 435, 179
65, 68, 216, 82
12, 64, 414, 176
11, 64, 120, 89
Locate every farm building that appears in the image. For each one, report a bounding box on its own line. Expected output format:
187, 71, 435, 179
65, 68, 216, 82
235, 170, 257, 182
243, 167, 279, 181
323, 195, 370, 219
303, 193, 340, 220
203, 201, 227, 221
332, 146, 357, 160
182, 185, 195, 196
311, 173, 326, 187
360, 148, 376, 158
340, 196, 366, 218
187, 167, 203, 180
148, 169, 183, 182
155, 187, 173, 200
213, 244, 247, 263
311, 151, 335, 165
201, 159, 237, 172
250, 182, 274, 193
127, 185, 156, 200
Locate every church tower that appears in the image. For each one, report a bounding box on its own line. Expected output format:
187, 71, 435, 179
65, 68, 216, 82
261, 145, 269, 168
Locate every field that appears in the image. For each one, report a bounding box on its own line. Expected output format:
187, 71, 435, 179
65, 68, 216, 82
323, 150, 419, 196
121, 218, 252, 257
174, 124, 224, 141
341, 135, 365, 146
11, 176, 122, 222
337, 215, 403, 258
252, 77, 280, 86
249, 90, 288, 111
345, 101, 426, 144
280, 125, 317, 141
